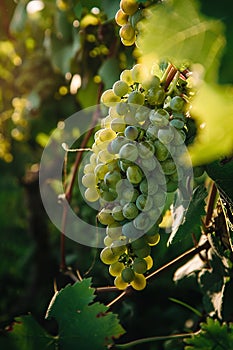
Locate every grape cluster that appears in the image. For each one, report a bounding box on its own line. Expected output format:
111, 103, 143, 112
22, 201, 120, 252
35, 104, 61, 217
82, 63, 192, 290
115, 0, 159, 46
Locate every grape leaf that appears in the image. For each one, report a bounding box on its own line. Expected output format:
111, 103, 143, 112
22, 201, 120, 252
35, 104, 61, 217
98, 57, 121, 89
184, 318, 233, 349
137, 0, 225, 82
46, 278, 125, 350
0, 315, 56, 350
168, 185, 207, 245
188, 82, 233, 165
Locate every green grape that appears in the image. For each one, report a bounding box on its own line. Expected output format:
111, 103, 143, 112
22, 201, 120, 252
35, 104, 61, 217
133, 213, 151, 231
97, 208, 115, 225
147, 207, 161, 220
141, 75, 160, 91
104, 170, 122, 188
84, 188, 99, 202
141, 157, 156, 171
90, 153, 97, 165
83, 163, 94, 174
123, 202, 139, 220
112, 205, 125, 221
160, 158, 176, 175
131, 64, 149, 83
94, 163, 108, 180
170, 96, 185, 111
147, 87, 165, 105
134, 244, 151, 258
99, 188, 118, 202
121, 267, 135, 283
82, 173, 96, 188
128, 91, 145, 105
146, 124, 159, 140
119, 143, 139, 162
104, 235, 113, 247
131, 236, 146, 250
130, 273, 146, 290
120, 69, 134, 86
107, 222, 122, 239
113, 80, 129, 97
153, 190, 166, 207
158, 127, 174, 144
99, 128, 116, 142
110, 136, 128, 154
109, 261, 124, 277
146, 232, 160, 246
169, 118, 185, 129
115, 8, 129, 26
124, 125, 139, 140
119, 23, 135, 42
149, 109, 170, 127
122, 221, 142, 239
119, 159, 132, 172
193, 166, 205, 178
120, 0, 138, 16
126, 165, 143, 184
107, 159, 121, 172
137, 141, 155, 159
166, 179, 177, 192
172, 129, 186, 145
114, 275, 128, 290
139, 178, 159, 195
101, 89, 121, 107
135, 107, 150, 122
136, 194, 153, 211
144, 255, 153, 270
122, 187, 139, 202
110, 118, 126, 133
111, 241, 127, 255
100, 247, 119, 264
132, 257, 147, 274
116, 101, 129, 115
154, 140, 169, 161
97, 149, 115, 163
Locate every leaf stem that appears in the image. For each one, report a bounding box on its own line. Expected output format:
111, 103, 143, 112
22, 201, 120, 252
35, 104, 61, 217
205, 181, 217, 227
110, 331, 198, 349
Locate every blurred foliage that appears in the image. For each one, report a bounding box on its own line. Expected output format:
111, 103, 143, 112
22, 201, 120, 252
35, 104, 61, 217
0, 0, 233, 350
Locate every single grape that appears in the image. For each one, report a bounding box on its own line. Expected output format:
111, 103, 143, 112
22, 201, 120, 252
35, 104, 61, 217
141, 157, 157, 171
104, 235, 113, 247
147, 87, 165, 105
146, 124, 159, 140
144, 255, 153, 270
115, 8, 129, 26
146, 232, 160, 246
121, 267, 135, 283
166, 179, 177, 192
122, 187, 139, 202
124, 125, 139, 140
109, 261, 124, 277
149, 109, 170, 127
112, 205, 125, 221
119, 23, 135, 42
100, 247, 119, 264
126, 165, 143, 184
97, 149, 115, 163
97, 208, 115, 225
82, 173, 96, 188
94, 163, 109, 180
101, 89, 121, 107
120, 69, 134, 86
154, 140, 169, 161
111, 241, 127, 255
141, 75, 160, 91
131, 64, 149, 83
122, 202, 139, 220
158, 127, 174, 144
99, 128, 116, 142
120, 0, 138, 16
137, 141, 155, 159
104, 170, 122, 188
84, 188, 99, 202
133, 213, 151, 231
107, 222, 123, 239
119, 159, 132, 172
160, 158, 176, 175
113, 80, 129, 97
83, 163, 94, 174
169, 118, 185, 129
132, 257, 147, 274
122, 221, 142, 239
170, 96, 185, 111
136, 194, 153, 212
128, 91, 145, 105
131, 236, 146, 250
135, 107, 150, 122
134, 244, 151, 258
110, 136, 128, 154
99, 188, 118, 202
193, 166, 205, 178
130, 273, 146, 290
119, 143, 139, 162
114, 275, 128, 290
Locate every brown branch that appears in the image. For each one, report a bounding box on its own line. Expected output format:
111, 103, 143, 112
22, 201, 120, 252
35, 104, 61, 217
204, 181, 217, 227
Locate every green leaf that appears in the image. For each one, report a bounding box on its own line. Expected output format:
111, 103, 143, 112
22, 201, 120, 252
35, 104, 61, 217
9, 0, 27, 34
138, 0, 225, 82
188, 82, 233, 165
76, 79, 99, 108
168, 185, 207, 245
0, 315, 56, 350
98, 58, 121, 89
184, 318, 233, 349
46, 278, 125, 350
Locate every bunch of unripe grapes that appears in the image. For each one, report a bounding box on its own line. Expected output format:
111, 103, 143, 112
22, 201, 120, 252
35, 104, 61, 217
82, 63, 192, 290
115, 0, 158, 46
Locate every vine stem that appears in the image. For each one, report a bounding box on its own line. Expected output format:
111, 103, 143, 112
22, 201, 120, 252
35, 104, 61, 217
204, 181, 217, 227
59, 83, 103, 271
109, 331, 199, 349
